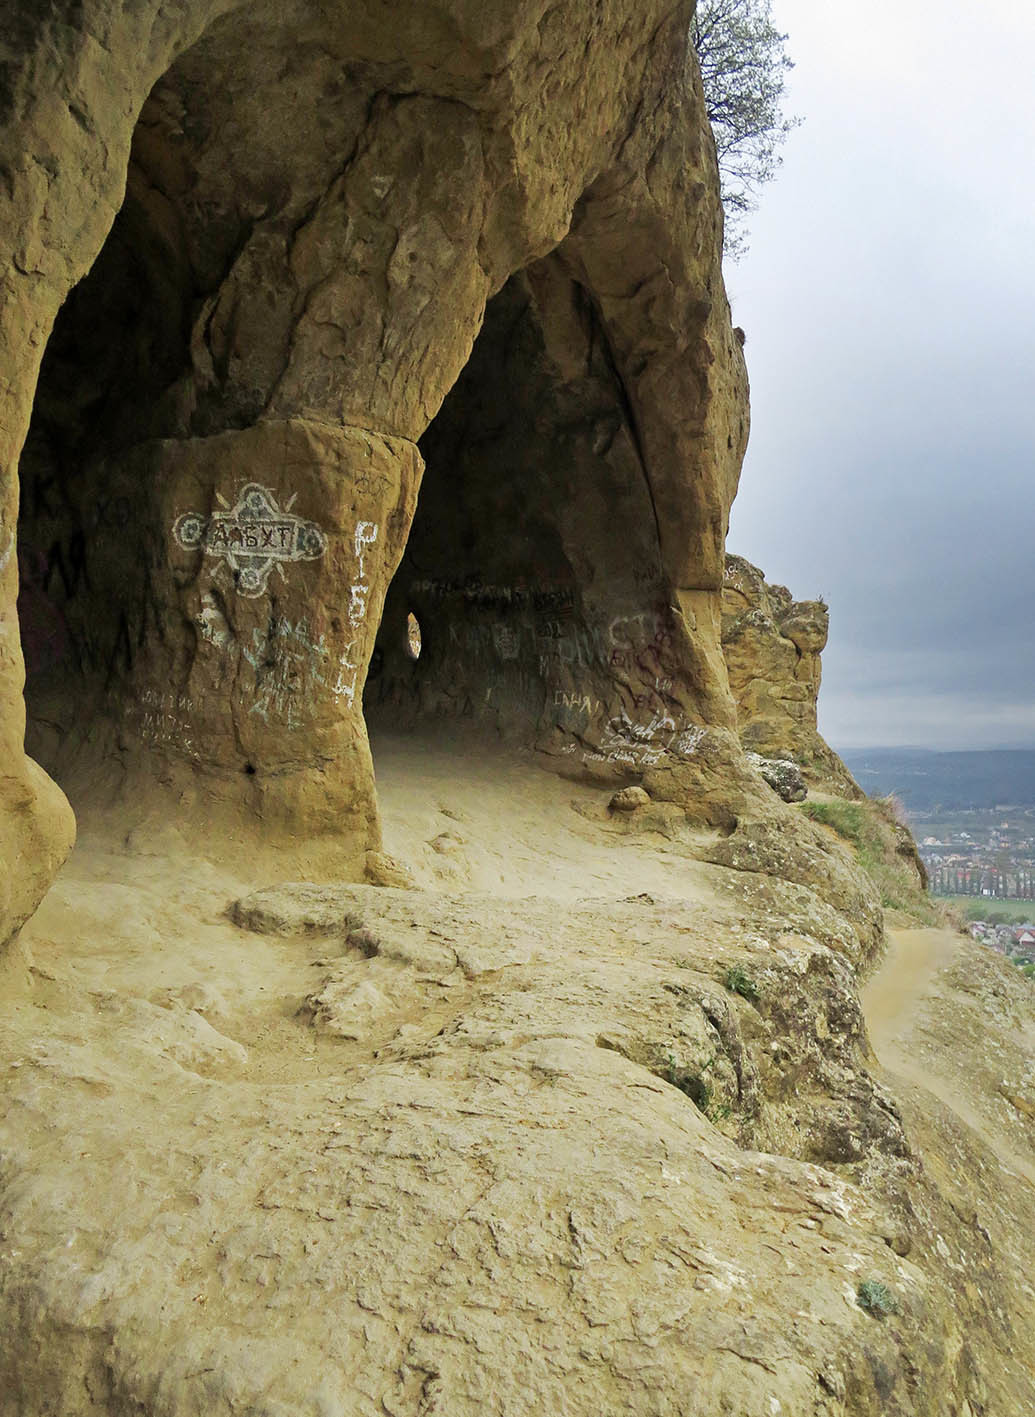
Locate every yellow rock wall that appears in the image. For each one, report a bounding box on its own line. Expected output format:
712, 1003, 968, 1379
0, 0, 749, 945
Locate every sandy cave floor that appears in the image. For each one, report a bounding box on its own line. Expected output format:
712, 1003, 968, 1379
370, 729, 725, 902
10, 730, 726, 1088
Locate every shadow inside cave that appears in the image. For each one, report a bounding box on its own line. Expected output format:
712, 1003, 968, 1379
365, 260, 681, 762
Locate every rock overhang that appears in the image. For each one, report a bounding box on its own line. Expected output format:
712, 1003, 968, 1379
1, 0, 753, 940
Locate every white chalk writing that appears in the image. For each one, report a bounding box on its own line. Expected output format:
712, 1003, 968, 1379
348, 521, 379, 628
581, 713, 707, 769
331, 642, 360, 708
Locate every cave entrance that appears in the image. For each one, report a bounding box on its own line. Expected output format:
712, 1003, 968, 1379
15, 42, 707, 866
16, 125, 195, 778
14, 16, 430, 859
364, 258, 690, 776
7, 0, 745, 889
17, 223, 694, 861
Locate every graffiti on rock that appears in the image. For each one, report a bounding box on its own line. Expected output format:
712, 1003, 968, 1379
581, 713, 706, 769
173, 483, 327, 597
242, 617, 333, 728
348, 521, 379, 627
235, 520, 380, 725
410, 577, 577, 612
137, 688, 201, 761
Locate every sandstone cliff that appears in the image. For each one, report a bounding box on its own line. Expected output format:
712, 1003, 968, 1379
722, 554, 861, 797
1, 0, 755, 945
0, 3, 1032, 1415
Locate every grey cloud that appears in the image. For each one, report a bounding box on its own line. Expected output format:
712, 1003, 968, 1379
725, 0, 1035, 748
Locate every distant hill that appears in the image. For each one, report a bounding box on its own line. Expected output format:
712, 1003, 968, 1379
837, 748, 1035, 813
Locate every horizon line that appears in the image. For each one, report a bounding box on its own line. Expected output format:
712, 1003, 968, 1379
833, 743, 1035, 755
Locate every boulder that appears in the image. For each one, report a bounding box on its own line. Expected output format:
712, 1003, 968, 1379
747, 751, 808, 802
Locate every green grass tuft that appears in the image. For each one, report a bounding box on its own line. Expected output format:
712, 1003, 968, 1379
799, 798, 939, 923
724, 965, 760, 1002
800, 800, 877, 861
856, 1279, 900, 1319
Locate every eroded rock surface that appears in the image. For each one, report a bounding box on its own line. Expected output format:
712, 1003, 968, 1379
2, 3, 1032, 1414
722, 555, 861, 796
2, 0, 748, 941
2, 811, 1033, 1416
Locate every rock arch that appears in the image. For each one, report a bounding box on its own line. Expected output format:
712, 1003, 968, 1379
1, 0, 748, 946
367, 248, 734, 758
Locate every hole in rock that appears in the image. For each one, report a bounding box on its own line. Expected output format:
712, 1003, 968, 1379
405, 612, 422, 662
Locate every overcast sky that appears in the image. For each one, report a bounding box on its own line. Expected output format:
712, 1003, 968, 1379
724, 0, 1035, 750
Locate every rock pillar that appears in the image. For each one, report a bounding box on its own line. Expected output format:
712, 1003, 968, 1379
79, 422, 419, 861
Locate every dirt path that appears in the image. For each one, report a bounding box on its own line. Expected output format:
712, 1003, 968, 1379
863, 927, 1035, 1189
861, 927, 963, 1052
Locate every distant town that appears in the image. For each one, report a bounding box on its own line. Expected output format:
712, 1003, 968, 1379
837, 747, 1035, 976
916, 806, 1035, 899
967, 916, 1035, 975
838, 747, 1035, 904
910, 805, 1035, 975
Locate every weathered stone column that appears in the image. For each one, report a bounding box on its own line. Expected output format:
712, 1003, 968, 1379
94, 420, 421, 865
